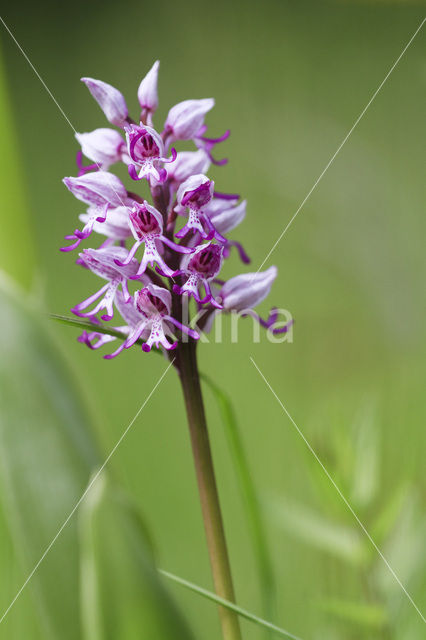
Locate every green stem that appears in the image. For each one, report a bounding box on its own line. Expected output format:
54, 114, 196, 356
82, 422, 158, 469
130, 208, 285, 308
176, 340, 242, 640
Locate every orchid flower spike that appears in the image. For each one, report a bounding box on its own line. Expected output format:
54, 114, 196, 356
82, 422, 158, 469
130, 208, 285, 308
114, 201, 192, 278
81, 77, 128, 127
63, 62, 287, 358
173, 242, 223, 307
137, 60, 160, 126
125, 123, 177, 183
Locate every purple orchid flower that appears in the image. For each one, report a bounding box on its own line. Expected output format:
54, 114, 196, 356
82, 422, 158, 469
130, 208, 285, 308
61, 171, 131, 251
78, 205, 133, 242
104, 284, 199, 358
173, 242, 223, 307
114, 201, 193, 278
217, 266, 292, 333
175, 174, 226, 243
72, 246, 145, 321
204, 197, 250, 263
167, 150, 211, 192
125, 123, 177, 183
78, 290, 144, 354
164, 98, 214, 144
75, 128, 127, 172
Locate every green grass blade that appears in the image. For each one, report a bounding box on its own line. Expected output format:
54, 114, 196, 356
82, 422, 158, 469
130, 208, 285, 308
50, 313, 129, 340
50, 314, 160, 353
159, 570, 302, 640
201, 373, 277, 627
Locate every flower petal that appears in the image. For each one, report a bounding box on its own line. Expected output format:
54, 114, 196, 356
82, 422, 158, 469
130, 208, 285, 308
137, 60, 160, 112
81, 77, 128, 127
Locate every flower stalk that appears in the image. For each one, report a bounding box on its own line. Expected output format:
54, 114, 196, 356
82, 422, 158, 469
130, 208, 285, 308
176, 340, 242, 640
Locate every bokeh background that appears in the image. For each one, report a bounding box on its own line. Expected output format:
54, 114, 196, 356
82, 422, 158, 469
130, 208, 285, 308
0, 1, 425, 638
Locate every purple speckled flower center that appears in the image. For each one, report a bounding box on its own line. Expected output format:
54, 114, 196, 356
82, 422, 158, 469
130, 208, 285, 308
181, 182, 212, 209
130, 207, 161, 238
135, 289, 168, 316
189, 245, 221, 278
130, 130, 161, 163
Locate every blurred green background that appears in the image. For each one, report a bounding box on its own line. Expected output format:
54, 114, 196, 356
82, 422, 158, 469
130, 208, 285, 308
0, 0, 425, 638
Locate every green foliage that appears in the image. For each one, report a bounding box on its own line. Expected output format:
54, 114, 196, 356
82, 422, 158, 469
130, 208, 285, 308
160, 570, 300, 640
0, 276, 195, 639
79, 474, 195, 640
271, 407, 426, 638
0, 54, 35, 289
202, 374, 277, 628
317, 598, 387, 630
0, 274, 100, 639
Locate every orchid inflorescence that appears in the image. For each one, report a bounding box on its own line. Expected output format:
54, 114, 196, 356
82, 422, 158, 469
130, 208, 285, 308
62, 61, 288, 358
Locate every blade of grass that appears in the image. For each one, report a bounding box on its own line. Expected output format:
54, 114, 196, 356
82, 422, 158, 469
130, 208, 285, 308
201, 374, 277, 628
50, 313, 161, 353
159, 569, 302, 640
50, 314, 128, 340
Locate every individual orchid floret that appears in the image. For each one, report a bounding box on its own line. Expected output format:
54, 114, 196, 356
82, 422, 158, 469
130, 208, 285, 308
137, 60, 160, 126
175, 174, 225, 242
81, 77, 128, 127
78, 290, 142, 355
206, 198, 250, 263
164, 98, 214, 142
206, 198, 246, 235
168, 150, 211, 190
61, 171, 129, 251
114, 201, 192, 278
173, 242, 223, 307
105, 285, 199, 358
72, 246, 143, 321
215, 266, 292, 334
63, 171, 128, 209
75, 128, 126, 172
219, 266, 277, 311
78, 205, 133, 242
78, 329, 119, 351
125, 124, 177, 183
194, 125, 230, 166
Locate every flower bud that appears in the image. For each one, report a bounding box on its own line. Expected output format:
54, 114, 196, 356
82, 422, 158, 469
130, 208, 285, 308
63, 171, 127, 208
177, 174, 214, 210
169, 150, 210, 184
220, 266, 278, 311
137, 60, 160, 112
81, 77, 128, 127
165, 98, 214, 140
207, 199, 246, 234
75, 128, 124, 170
